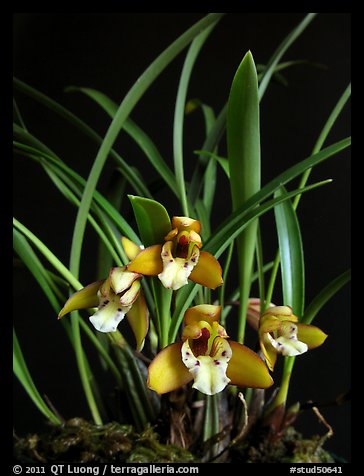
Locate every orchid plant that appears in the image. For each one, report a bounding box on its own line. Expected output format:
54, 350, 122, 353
13, 13, 350, 462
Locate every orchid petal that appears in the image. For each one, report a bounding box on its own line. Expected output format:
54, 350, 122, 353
99, 277, 111, 297
189, 251, 223, 289
147, 342, 193, 394
182, 322, 203, 340
182, 337, 232, 395
127, 244, 163, 275
121, 236, 143, 260
227, 341, 273, 388
58, 280, 103, 319
259, 315, 281, 335
109, 267, 141, 294
119, 280, 141, 306
126, 293, 149, 351
297, 323, 328, 349
164, 228, 179, 242
259, 336, 278, 372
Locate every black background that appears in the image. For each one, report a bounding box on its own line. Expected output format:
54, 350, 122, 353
13, 13, 351, 461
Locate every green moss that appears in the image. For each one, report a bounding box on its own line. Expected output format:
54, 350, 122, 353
14, 417, 337, 464
14, 418, 197, 464
232, 426, 335, 463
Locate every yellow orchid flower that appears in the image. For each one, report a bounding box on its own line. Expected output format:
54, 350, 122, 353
125, 216, 223, 291
259, 305, 328, 371
58, 266, 149, 350
147, 304, 273, 396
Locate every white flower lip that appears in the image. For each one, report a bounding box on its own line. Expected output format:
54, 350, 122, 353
266, 322, 308, 357
158, 241, 200, 291
181, 337, 232, 395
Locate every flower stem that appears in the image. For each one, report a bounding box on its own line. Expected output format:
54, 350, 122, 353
151, 279, 172, 349
219, 241, 234, 326
265, 356, 295, 416
71, 312, 103, 425
203, 394, 220, 460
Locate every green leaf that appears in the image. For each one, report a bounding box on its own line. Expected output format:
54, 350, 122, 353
186, 100, 219, 221
228, 51, 260, 210
13, 97, 27, 130
227, 50, 261, 343
109, 332, 158, 430
13, 82, 153, 200
188, 104, 227, 207
66, 86, 178, 196
258, 13, 317, 100
302, 269, 351, 325
13, 329, 62, 425
13, 217, 83, 291
13, 229, 61, 311
265, 83, 351, 310
39, 163, 125, 266
173, 23, 218, 216
194, 150, 229, 178
14, 136, 140, 245
274, 186, 305, 316
207, 137, 350, 257
195, 198, 211, 240
66, 86, 118, 116
128, 195, 171, 247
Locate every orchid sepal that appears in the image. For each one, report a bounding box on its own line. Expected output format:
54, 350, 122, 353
189, 251, 223, 289
125, 292, 149, 351
127, 244, 163, 275
58, 280, 104, 319
147, 342, 193, 394
121, 236, 143, 260
296, 323, 328, 349
227, 341, 274, 388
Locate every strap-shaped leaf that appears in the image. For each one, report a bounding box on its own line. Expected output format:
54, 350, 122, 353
173, 23, 218, 216
206, 138, 350, 257
274, 186, 305, 317
302, 269, 351, 325
66, 86, 178, 196
13, 330, 62, 425
227, 50, 260, 342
